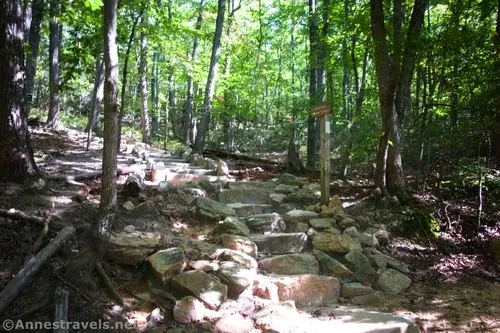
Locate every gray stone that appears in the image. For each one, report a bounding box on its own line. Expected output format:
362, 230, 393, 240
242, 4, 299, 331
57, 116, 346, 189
258, 253, 319, 275
351, 292, 387, 307
187, 153, 199, 164
122, 201, 135, 211
149, 248, 187, 283
312, 250, 354, 281
338, 217, 359, 229
274, 184, 298, 194
344, 250, 378, 284
374, 229, 390, 245
312, 233, 361, 254
277, 173, 304, 187
220, 249, 258, 270
244, 213, 286, 233
287, 189, 321, 207
217, 262, 255, 298
385, 256, 410, 274
105, 231, 161, 266
214, 314, 254, 333
218, 188, 270, 204
251, 233, 309, 254
276, 203, 295, 215
226, 203, 274, 217
268, 192, 287, 205
196, 197, 236, 223
203, 157, 218, 170
376, 268, 412, 294
173, 296, 205, 323
213, 216, 250, 237
188, 260, 219, 272
343, 226, 359, 237
273, 274, 340, 306
284, 210, 319, 229
171, 270, 228, 310
357, 233, 380, 248
195, 155, 206, 167
221, 234, 258, 258
217, 159, 229, 177
309, 218, 336, 230
341, 283, 376, 298
226, 181, 275, 190
368, 254, 388, 269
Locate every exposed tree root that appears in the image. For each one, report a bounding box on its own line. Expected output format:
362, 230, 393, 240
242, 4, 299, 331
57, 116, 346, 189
95, 260, 125, 307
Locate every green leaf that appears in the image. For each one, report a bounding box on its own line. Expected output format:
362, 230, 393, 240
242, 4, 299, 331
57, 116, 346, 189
388, 140, 394, 147
84, 0, 103, 11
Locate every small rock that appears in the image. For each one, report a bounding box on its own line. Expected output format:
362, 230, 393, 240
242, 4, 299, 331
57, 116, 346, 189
149, 248, 188, 283
276, 203, 295, 215
274, 184, 298, 194
374, 230, 390, 245
158, 180, 175, 193
308, 218, 336, 230
312, 250, 354, 281
188, 260, 219, 272
273, 274, 340, 306
221, 234, 258, 258
244, 213, 285, 233
284, 210, 319, 229
217, 262, 255, 298
277, 173, 304, 187
344, 250, 378, 284
343, 226, 359, 237
312, 233, 361, 254
213, 216, 250, 237
357, 233, 380, 248
171, 270, 228, 310
123, 225, 135, 233
220, 249, 258, 270
368, 254, 387, 269
376, 268, 412, 294
351, 292, 386, 307
196, 197, 237, 223
268, 192, 287, 205
385, 256, 410, 274
338, 217, 358, 229
122, 201, 135, 211
341, 282, 376, 298
173, 296, 205, 323
215, 314, 254, 333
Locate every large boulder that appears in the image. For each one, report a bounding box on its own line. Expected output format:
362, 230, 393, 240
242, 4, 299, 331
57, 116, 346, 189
221, 234, 258, 258
312, 233, 361, 254
312, 250, 354, 281
217, 188, 270, 204
196, 197, 236, 223
217, 261, 255, 298
105, 231, 161, 265
244, 213, 286, 233
148, 247, 187, 283
171, 270, 228, 310
375, 268, 412, 294
273, 274, 340, 306
212, 216, 250, 237
251, 233, 309, 254
258, 253, 319, 275
344, 250, 378, 284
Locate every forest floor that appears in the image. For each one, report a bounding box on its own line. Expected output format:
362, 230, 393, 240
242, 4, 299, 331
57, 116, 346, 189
0, 127, 499, 333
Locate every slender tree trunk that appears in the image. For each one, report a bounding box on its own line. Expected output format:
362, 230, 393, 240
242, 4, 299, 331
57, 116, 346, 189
184, 0, 205, 146
151, 52, 160, 135
193, 0, 226, 154
138, 14, 150, 144
306, 0, 320, 169
117, 8, 142, 151
0, 0, 38, 182
168, 66, 178, 140
25, 0, 44, 117
92, 0, 119, 255
46, 0, 60, 129
86, 58, 104, 135
494, 0, 500, 165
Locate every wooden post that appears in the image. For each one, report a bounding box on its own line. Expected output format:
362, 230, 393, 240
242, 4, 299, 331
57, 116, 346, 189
312, 103, 331, 205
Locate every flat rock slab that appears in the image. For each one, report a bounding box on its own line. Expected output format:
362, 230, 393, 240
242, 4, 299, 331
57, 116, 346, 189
244, 213, 285, 233
227, 203, 274, 217
148, 247, 187, 283
171, 270, 228, 310
312, 232, 361, 254
309, 218, 336, 230
251, 233, 309, 254
217, 188, 270, 204
259, 253, 319, 275
221, 234, 258, 258
273, 274, 340, 307
196, 197, 236, 223
105, 231, 161, 265
226, 181, 276, 190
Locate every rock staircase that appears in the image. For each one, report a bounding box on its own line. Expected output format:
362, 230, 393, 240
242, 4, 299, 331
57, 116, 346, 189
112, 145, 420, 333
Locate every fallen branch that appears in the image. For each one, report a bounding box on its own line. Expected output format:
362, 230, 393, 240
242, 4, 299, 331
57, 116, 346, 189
0, 208, 65, 230
0, 226, 76, 315
95, 260, 125, 307
53, 287, 69, 333
25, 216, 53, 263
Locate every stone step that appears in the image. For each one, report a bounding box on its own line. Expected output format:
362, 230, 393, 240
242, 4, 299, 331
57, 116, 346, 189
225, 181, 276, 190
243, 213, 285, 233
217, 188, 270, 205
250, 233, 308, 254
226, 203, 274, 217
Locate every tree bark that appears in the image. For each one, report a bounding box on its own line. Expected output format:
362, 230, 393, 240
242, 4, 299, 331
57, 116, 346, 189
370, 0, 427, 195
46, 0, 61, 129
184, 0, 206, 146
193, 0, 226, 154
0, 0, 38, 182
92, 0, 119, 256
25, 0, 44, 117
493, 0, 500, 165
139, 14, 151, 144
86, 58, 104, 138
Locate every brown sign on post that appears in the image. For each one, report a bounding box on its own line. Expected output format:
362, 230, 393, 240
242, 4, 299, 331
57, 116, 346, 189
311, 103, 331, 118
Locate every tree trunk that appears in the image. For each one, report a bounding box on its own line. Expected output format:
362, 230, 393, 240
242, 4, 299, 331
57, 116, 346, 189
138, 14, 151, 144
370, 0, 427, 195
306, 0, 321, 169
46, 0, 60, 129
151, 52, 159, 135
25, 0, 44, 117
86, 58, 104, 135
493, 0, 500, 165
117, 8, 142, 151
92, 0, 119, 255
168, 66, 178, 139
184, 0, 205, 146
0, 0, 38, 182
193, 0, 226, 154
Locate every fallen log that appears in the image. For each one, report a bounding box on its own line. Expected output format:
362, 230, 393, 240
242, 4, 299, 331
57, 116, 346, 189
45, 166, 139, 182
0, 208, 65, 230
0, 226, 76, 315
123, 172, 145, 197
24, 216, 53, 263
53, 287, 69, 333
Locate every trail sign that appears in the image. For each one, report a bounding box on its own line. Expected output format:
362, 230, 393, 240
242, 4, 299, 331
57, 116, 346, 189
311, 103, 331, 118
